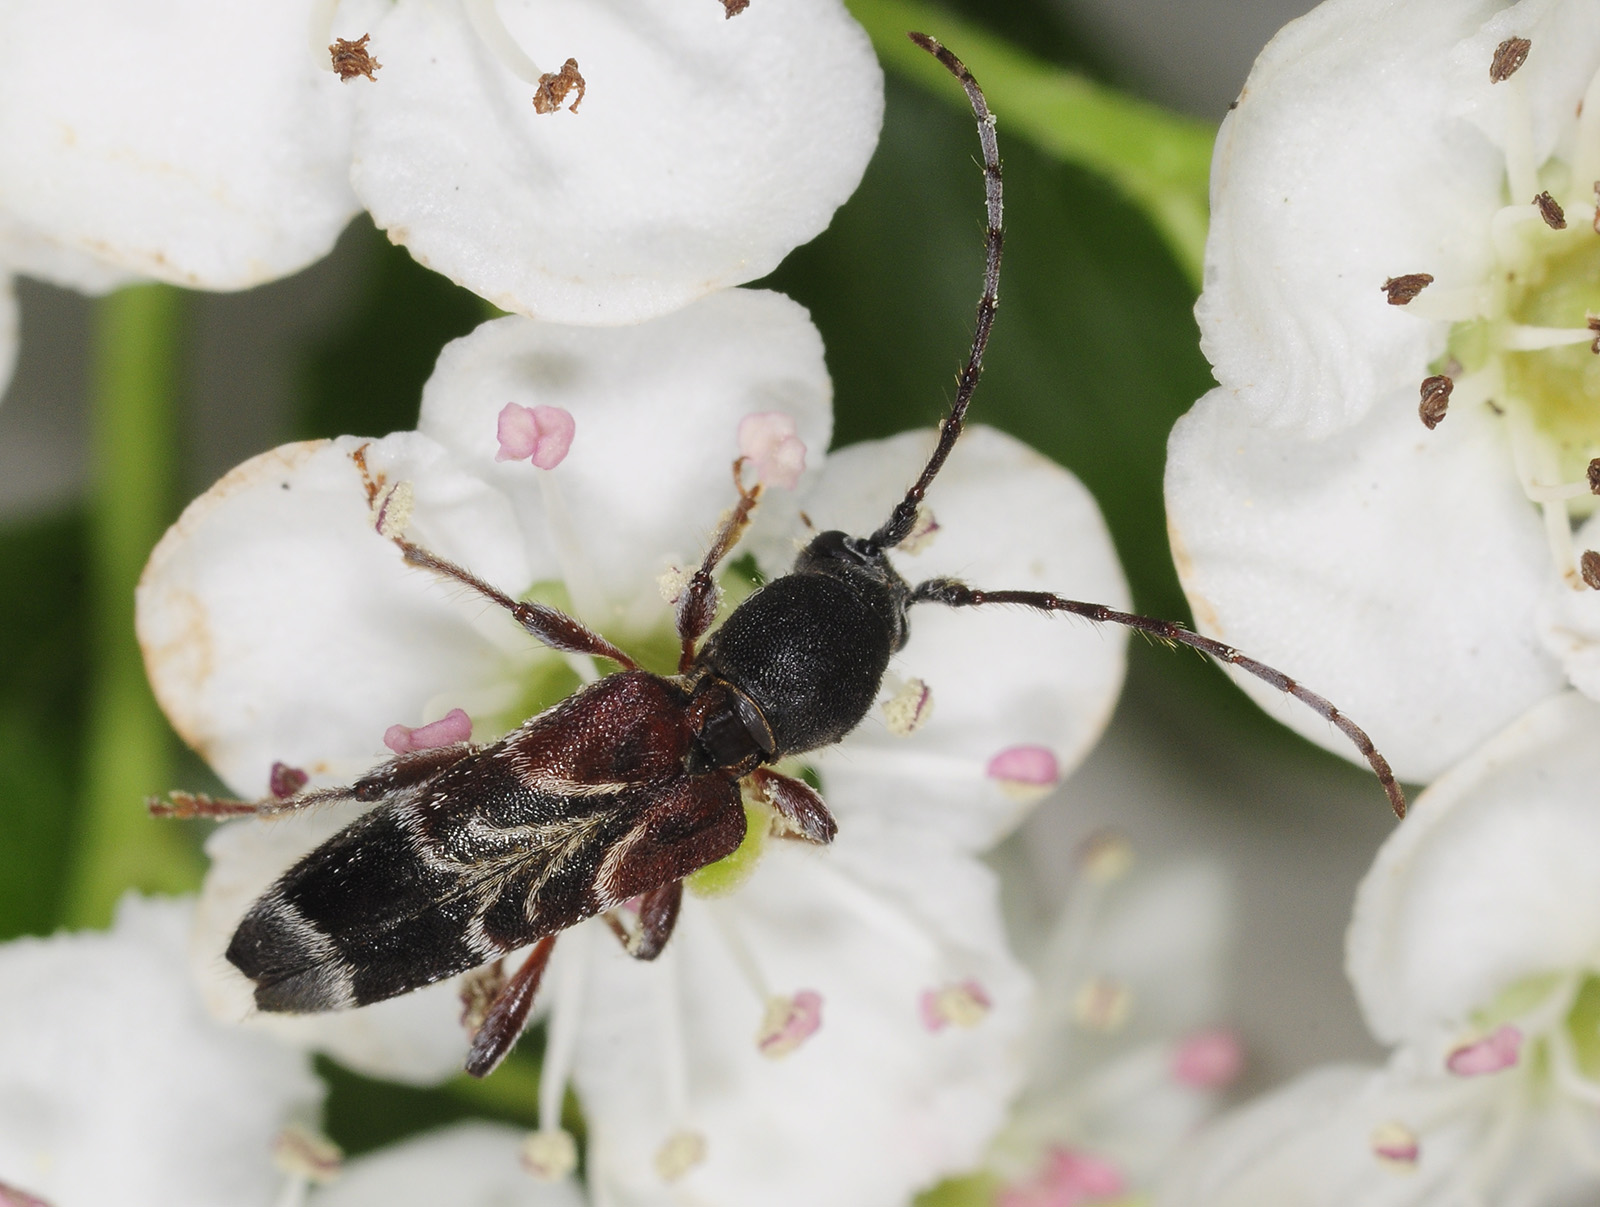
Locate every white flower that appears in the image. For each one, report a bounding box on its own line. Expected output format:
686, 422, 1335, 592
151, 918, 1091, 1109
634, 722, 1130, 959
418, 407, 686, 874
344, 0, 883, 323
1158, 690, 1600, 1206
1165, 0, 1600, 782
973, 836, 1240, 1207
0, 895, 326, 1207
136, 288, 1131, 1204
0, 0, 371, 291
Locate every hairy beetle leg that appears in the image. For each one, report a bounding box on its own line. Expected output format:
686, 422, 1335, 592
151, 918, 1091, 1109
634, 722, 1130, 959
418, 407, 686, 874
395, 537, 639, 670
676, 458, 764, 673
749, 768, 837, 844
149, 783, 358, 819
603, 881, 685, 961
465, 934, 558, 1079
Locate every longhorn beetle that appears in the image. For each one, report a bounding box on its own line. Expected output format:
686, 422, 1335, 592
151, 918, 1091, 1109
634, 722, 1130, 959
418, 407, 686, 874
156, 34, 1405, 1079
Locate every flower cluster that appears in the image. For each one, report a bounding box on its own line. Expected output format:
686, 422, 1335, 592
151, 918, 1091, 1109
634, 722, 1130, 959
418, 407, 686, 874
1157, 0, 1600, 1201
134, 280, 1133, 1204
0, 0, 883, 398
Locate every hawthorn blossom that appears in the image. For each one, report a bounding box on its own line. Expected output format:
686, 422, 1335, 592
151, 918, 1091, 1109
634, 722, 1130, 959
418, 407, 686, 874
0, 0, 882, 406
136, 288, 1130, 1204
1165, 0, 1600, 782
972, 836, 1241, 1207
0, 895, 326, 1207
1158, 691, 1600, 1206
0, 0, 371, 292
343, 0, 884, 323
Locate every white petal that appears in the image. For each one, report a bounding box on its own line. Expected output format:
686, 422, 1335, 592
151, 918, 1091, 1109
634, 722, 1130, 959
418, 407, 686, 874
0, 0, 364, 288
793, 426, 1129, 851
570, 830, 1030, 1207
1198, 0, 1599, 435
1538, 510, 1600, 699
192, 807, 470, 1084
351, 0, 882, 323
311, 1123, 585, 1207
1167, 388, 1563, 781
0, 216, 135, 294
1347, 690, 1600, 1045
138, 433, 541, 795
0, 896, 322, 1207
417, 292, 833, 631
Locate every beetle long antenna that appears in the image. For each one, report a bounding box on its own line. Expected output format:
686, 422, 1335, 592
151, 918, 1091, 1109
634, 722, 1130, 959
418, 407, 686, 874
911, 579, 1409, 819
869, 33, 1002, 552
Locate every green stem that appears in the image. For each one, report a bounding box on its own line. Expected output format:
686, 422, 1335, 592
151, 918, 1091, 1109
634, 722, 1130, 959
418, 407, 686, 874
64, 284, 203, 928
848, 0, 1215, 289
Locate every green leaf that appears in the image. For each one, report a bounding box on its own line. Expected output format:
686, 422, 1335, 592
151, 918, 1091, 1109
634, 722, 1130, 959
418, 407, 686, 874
847, 0, 1215, 287
294, 218, 487, 442
64, 284, 204, 928
0, 511, 89, 939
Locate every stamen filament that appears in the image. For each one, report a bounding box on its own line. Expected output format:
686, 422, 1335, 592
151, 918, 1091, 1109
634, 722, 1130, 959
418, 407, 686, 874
654, 944, 692, 1118
307, 0, 341, 68
1490, 202, 1544, 262
1571, 65, 1600, 192
708, 899, 772, 1003
1500, 324, 1596, 351
1402, 284, 1495, 322
536, 472, 608, 630
1502, 74, 1540, 204
539, 927, 590, 1133
461, 0, 547, 84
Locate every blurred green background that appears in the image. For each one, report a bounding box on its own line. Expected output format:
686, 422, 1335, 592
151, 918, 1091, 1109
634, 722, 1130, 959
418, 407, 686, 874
0, 0, 1394, 1160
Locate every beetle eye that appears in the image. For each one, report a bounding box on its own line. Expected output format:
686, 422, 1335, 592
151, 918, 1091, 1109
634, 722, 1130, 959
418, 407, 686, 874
840, 536, 875, 564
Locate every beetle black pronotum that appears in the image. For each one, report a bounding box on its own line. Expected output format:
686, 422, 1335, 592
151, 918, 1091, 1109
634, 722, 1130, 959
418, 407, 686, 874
155, 33, 1405, 1080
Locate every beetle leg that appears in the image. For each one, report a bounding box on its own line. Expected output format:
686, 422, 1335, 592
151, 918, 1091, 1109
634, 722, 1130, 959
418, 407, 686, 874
464, 934, 558, 1078
603, 881, 684, 962
675, 459, 763, 673
749, 767, 836, 844
150, 743, 475, 820
149, 782, 356, 820
394, 538, 638, 670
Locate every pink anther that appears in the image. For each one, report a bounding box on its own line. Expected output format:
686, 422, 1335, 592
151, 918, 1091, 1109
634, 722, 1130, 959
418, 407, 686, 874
1446, 1024, 1522, 1076
384, 708, 472, 754
998, 1147, 1125, 1207
1171, 1028, 1244, 1089
757, 990, 824, 1058
737, 412, 806, 489
496, 403, 576, 469
986, 745, 1060, 789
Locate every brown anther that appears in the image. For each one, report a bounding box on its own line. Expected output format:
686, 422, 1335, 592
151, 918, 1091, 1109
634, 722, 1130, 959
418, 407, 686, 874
1582, 550, 1600, 590
1535, 191, 1567, 229
532, 58, 585, 115
1588, 315, 1600, 354
329, 33, 381, 82
1588, 457, 1600, 494
1490, 37, 1531, 83
720, 0, 751, 14
1381, 273, 1434, 305
1419, 374, 1453, 429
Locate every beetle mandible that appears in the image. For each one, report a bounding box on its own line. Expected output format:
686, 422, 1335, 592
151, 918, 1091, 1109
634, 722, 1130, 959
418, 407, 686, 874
156, 33, 1405, 1079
